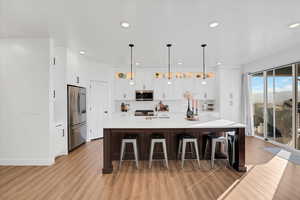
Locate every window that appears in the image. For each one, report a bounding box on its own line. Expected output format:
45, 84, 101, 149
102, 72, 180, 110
250, 72, 265, 137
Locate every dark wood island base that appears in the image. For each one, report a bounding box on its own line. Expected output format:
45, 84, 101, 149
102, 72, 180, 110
102, 127, 246, 174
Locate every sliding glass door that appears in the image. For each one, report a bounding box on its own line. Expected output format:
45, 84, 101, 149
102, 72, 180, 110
250, 72, 265, 137
296, 63, 300, 150
250, 63, 299, 149
274, 66, 293, 146
266, 70, 275, 140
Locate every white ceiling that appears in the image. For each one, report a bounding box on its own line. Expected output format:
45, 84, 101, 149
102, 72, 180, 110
1, 0, 300, 68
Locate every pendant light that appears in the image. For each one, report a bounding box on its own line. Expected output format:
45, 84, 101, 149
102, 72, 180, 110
166, 44, 172, 85
201, 44, 207, 85
129, 43, 135, 85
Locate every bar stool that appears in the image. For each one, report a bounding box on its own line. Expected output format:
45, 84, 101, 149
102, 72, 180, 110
205, 133, 229, 168
119, 134, 139, 169
177, 134, 200, 168
149, 134, 168, 168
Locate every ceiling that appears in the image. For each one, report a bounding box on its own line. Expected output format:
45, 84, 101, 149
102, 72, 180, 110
1, 0, 300, 68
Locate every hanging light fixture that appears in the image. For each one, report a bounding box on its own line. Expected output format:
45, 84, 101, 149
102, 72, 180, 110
129, 43, 135, 85
201, 44, 207, 85
166, 44, 172, 85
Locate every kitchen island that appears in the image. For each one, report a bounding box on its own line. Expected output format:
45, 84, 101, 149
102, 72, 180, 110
102, 113, 246, 174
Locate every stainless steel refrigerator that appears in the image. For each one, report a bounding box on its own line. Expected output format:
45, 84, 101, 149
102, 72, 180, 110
67, 85, 87, 151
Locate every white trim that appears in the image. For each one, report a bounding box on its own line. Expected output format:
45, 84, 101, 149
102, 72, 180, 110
0, 158, 55, 166
254, 135, 300, 154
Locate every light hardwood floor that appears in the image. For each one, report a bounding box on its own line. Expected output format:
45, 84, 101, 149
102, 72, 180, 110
1, 137, 300, 200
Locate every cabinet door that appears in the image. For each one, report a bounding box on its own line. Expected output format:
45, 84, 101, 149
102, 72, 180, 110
51, 47, 67, 123
135, 71, 154, 90
164, 81, 173, 99
193, 79, 204, 99
145, 77, 154, 90
126, 83, 135, 100
172, 79, 184, 100
153, 79, 164, 100
134, 71, 143, 90
114, 79, 134, 100
54, 125, 66, 157
181, 79, 192, 96
113, 80, 123, 100
153, 79, 172, 100
204, 77, 216, 100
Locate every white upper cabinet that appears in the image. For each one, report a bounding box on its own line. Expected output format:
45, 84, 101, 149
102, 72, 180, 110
114, 79, 134, 100
172, 79, 184, 100
134, 71, 153, 90
217, 67, 241, 122
50, 47, 67, 123
203, 77, 216, 100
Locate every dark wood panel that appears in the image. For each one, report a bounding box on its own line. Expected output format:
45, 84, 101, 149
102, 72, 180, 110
103, 127, 246, 174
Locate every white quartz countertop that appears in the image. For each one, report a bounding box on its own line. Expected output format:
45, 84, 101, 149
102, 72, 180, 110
103, 112, 245, 129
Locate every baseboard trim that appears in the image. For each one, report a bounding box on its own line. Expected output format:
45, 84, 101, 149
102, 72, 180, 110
0, 158, 54, 166
91, 137, 103, 141
254, 135, 300, 153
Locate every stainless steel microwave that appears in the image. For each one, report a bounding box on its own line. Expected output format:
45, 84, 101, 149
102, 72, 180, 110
135, 90, 153, 101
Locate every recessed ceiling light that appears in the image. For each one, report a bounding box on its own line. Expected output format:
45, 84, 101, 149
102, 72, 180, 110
217, 62, 222, 65
120, 21, 130, 28
209, 22, 219, 28
178, 61, 183, 65
288, 23, 300, 29
135, 62, 140, 66
79, 50, 85, 55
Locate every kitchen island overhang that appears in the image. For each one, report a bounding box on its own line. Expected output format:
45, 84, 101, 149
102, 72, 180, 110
102, 117, 246, 174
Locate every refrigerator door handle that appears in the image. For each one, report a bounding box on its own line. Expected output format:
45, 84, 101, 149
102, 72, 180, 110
77, 93, 81, 114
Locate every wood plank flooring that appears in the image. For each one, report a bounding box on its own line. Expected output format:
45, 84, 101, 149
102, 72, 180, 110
0, 137, 300, 200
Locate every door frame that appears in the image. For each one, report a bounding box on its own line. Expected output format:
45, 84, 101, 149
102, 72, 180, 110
249, 63, 298, 149
88, 80, 110, 141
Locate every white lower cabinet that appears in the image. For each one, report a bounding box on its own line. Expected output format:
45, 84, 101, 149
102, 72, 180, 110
54, 124, 66, 158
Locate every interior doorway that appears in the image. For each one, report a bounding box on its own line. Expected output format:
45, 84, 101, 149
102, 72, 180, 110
89, 80, 109, 140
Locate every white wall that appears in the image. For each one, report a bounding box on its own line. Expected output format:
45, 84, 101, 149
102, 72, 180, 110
243, 45, 300, 73
0, 38, 52, 165
66, 49, 113, 140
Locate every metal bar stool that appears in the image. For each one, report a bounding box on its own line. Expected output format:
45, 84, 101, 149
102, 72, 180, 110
205, 133, 229, 168
177, 134, 200, 168
119, 134, 139, 169
227, 131, 237, 166
149, 134, 168, 168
